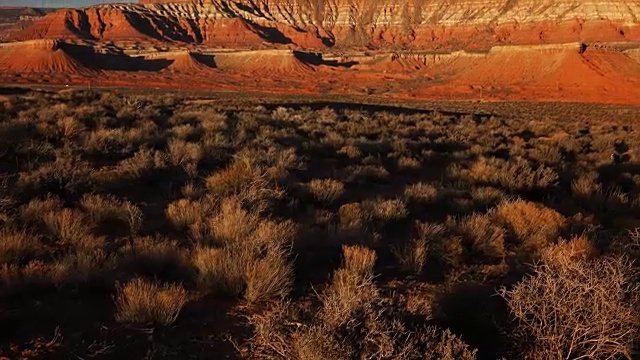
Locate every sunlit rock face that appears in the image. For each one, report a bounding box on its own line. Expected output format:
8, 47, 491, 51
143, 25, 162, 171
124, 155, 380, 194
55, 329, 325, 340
10, 0, 640, 49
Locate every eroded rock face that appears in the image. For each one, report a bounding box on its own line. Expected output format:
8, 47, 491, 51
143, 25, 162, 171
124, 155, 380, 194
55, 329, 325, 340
9, 0, 640, 49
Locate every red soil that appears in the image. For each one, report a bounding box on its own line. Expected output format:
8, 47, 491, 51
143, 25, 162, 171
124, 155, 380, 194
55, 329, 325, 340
164, 52, 216, 72
0, 39, 96, 75
212, 51, 315, 76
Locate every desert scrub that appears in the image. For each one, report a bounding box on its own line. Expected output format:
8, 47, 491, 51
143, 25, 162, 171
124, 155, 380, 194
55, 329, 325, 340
500, 252, 638, 360
114, 278, 187, 326
0, 228, 42, 264
306, 178, 345, 205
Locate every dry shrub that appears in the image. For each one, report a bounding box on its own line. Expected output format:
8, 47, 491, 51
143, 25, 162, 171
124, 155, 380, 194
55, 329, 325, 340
492, 199, 566, 256
338, 202, 365, 226
571, 171, 601, 197
0, 260, 50, 294
181, 181, 202, 199
206, 159, 263, 199
404, 182, 439, 204
307, 178, 345, 204
114, 278, 187, 326
456, 213, 505, 261
250, 302, 350, 360
500, 255, 639, 360
193, 203, 295, 301
210, 198, 262, 245
466, 156, 557, 191
320, 268, 378, 328
244, 247, 294, 304
49, 249, 107, 285
251, 219, 297, 249
540, 235, 598, 265
0, 228, 41, 264
42, 209, 102, 250
345, 165, 390, 184
339, 144, 362, 159
167, 139, 202, 177
363, 198, 408, 223
104, 149, 166, 182
397, 156, 421, 170
17, 150, 91, 195
192, 246, 248, 296
80, 193, 140, 235
341, 245, 377, 277
56, 116, 85, 140
193, 244, 293, 302
470, 186, 507, 208
165, 198, 213, 232
392, 222, 445, 274
205, 159, 282, 213
20, 196, 64, 225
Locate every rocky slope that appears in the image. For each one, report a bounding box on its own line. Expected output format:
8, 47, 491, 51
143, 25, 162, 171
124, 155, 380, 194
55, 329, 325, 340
8, 0, 640, 49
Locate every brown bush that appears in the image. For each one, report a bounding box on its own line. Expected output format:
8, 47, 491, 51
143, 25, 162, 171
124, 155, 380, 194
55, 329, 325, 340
165, 198, 213, 232
392, 222, 444, 274
307, 178, 345, 204
363, 198, 408, 223
492, 199, 566, 256
192, 245, 248, 296
500, 254, 639, 360
466, 156, 558, 191
341, 245, 377, 277
404, 182, 439, 204
42, 209, 102, 250
244, 247, 294, 304
320, 268, 378, 328
0, 228, 41, 264
114, 278, 187, 326
456, 213, 506, 261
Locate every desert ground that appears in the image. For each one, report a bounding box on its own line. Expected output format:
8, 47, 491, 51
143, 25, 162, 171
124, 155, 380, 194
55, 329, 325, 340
0, 87, 639, 359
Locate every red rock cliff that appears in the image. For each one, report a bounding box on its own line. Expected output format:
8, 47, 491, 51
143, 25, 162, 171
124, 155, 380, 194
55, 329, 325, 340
11, 0, 640, 49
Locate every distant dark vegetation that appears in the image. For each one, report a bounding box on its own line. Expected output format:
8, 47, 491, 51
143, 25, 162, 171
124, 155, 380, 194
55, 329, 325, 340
0, 90, 638, 359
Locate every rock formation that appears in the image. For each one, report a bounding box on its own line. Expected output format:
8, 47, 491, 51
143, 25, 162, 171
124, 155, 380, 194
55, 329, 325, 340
8, 0, 640, 49
2, 1, 640, 104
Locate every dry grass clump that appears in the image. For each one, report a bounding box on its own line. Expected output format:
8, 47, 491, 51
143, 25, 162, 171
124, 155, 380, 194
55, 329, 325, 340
165, 197, 213, 232
99, 149, 166, 184
20, 196, 64, 226
192, 246, 248, 297
363, 198, 408, 222
17, 150, 92, 196
244, 246, 294, 304
192, 198, 295, 302
307, 178, 345, 204
465, 156, 558, 191
42, 209, 101, 250
404, 182, 439, 204
341, 245, 377, 277
500, 254, 638, 360
80, 193, 141, 235
205, 158, 282, 213
455, 213, 506, 261
114, 278, 187, 326
491, 199, 567, 256
396, 156, 421, 170
206, 159, 263, 199
167, 139, 202, 177
0, 228, 41, 264
392, 222, 446, 273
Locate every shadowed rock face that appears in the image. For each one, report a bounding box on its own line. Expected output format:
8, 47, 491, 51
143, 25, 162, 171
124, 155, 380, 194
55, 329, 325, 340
8, 0, 640, 49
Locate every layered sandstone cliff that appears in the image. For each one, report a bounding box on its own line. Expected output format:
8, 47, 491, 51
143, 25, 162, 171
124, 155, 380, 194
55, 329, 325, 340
8, 0, 640, 49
